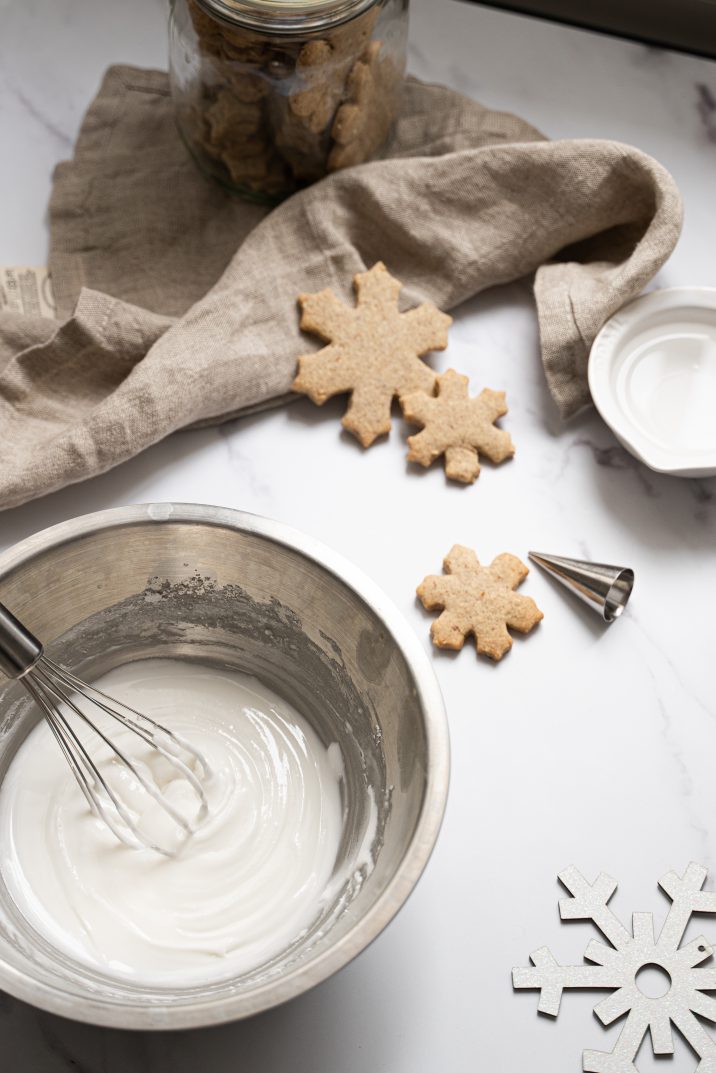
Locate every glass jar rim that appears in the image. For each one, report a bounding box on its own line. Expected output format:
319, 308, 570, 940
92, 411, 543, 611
193, 0, 379, 34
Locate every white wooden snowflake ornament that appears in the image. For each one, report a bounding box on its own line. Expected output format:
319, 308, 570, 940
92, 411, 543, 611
512, 865, 716, 1072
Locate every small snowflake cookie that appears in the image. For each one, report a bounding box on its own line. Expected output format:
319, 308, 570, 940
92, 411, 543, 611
292, 262, 452, 447
401, 368, 514, 484
417, 545, 543, 661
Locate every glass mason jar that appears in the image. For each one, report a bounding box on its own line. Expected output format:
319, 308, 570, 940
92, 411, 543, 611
169, 0, 409, 204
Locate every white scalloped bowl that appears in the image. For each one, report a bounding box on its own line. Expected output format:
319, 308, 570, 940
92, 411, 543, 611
588, 287, 716, 477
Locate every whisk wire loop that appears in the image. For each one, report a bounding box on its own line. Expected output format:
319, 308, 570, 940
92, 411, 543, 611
46, 661, 211, 801
34, 660, 208, 840
23, 674, 150, 852
0, 601, 211, 855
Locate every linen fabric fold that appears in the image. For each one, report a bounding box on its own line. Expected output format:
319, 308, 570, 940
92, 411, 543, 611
0, 66, 682, 511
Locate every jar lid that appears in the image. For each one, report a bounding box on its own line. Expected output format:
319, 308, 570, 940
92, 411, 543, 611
588, 287, 716, 477
195, 0, 377, 33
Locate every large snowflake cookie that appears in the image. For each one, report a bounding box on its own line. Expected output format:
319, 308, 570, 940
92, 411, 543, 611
513, 865, 716, 1073
417, 545, 543, 661
401, 368, 514, 483
292, 262, 452, 447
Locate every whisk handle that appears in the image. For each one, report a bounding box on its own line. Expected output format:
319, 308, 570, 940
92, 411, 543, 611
0, 602, 43, 679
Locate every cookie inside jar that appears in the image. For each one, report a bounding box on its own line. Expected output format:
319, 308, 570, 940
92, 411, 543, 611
169, 0, 409, 202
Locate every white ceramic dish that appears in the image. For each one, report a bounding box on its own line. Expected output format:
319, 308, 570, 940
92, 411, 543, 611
588, 287, 716, 477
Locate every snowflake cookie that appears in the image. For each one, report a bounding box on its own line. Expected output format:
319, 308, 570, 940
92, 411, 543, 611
328, 40, 401, 172
292, 262, 452, 447
417, 545, 543, 661
401, 369, 514, 483
513, 865, 716, 1073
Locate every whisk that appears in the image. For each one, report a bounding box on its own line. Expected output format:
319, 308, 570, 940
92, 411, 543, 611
0, 601, 210, 856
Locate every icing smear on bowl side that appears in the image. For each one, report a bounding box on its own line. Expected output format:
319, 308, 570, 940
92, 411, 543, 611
0, 658, 354, 984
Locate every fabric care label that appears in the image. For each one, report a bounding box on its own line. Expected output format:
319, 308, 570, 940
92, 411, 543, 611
0, 267, 56, 318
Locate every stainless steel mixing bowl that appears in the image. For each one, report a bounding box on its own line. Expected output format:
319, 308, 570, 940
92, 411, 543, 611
0, 504, 449, 1029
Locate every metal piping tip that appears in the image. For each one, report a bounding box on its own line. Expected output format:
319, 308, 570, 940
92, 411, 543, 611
528, 552, 634, 623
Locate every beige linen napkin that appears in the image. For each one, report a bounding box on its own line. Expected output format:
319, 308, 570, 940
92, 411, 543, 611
0, 66, 682, 511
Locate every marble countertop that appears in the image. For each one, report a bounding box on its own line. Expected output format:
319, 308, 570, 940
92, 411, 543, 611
1, 1, 716, 1070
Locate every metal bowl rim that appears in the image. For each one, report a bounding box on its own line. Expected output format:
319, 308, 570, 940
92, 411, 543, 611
0, 503, 450, 1029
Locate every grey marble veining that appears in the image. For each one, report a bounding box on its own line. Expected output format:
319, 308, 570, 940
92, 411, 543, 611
1, 0, 716, 1070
